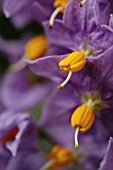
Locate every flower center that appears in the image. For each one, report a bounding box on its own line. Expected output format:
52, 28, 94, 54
1, 127, 19, 145
49, 0, 69, 28
40, 145, 73, 170
71, 103, 95, 149
58, 51, 86, 89
82, 92, 106, 112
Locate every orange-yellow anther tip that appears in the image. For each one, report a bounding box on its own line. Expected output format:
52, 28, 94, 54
71, 103, 95, 133
59, 51, 86, 73
53, 0, 69, 12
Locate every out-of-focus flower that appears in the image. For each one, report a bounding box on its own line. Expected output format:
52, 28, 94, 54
6, 152, 47, 170
0, 36, 51, 111
3, 0, 54, 28
3, 0, 70, 28
1, 68, 50, 111
0, 110, 38, 156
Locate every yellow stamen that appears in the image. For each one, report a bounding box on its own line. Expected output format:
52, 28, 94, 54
80, 0, 87, 7
1, 127, 19, 145
40, 145, 73, 170
25, 35, 48, 60
49, 0, 69, 28
58, 51, 86, 89
71, 103, 95, 149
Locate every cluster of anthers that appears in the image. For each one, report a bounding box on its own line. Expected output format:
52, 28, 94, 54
40, 145, 73, 170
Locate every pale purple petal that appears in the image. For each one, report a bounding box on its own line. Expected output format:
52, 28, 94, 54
1, 68, 49, 110
98, 137, 113, 170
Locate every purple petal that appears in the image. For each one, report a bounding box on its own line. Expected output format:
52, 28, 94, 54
1, 68, 49, 110
99, 137, 113, 170
0, 110, 38, 156
40, 84, 81, 126
43, 20, 80, 51
3, 0, 32, 17
6, 152, 47, 170
46, 124, 75, 149
25, 54, 67, 82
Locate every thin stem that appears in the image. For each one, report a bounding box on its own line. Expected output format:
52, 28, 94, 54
8, 55, 27, 73
58, 71, 72, 90
74, 127, 79, 149
40, 159, 56, 170
80, 0, 87, 7
49, 6, 62, 28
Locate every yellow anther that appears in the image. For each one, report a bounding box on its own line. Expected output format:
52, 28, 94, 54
58, 51, 86, 89
71, 104, 95, 149
49, 0, 69, 28
1, 127, 19, 145
25, 35, 48, 60
54, 0, 69, 13
80, 0, 87, 7
59, 51, 86, 72
40, 145, 73, 170
49, 145, 73, 169
8, 35, 48, 73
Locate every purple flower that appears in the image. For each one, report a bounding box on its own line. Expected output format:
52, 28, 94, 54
30, 45, 113, 148
25, 0, 113, 149
0, 36, 51, 111
2, 0, 67, 28
5, 131, 106, 170
26, 0, 113, 89
0, 110, 38, 156
0, 108, 107, 170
